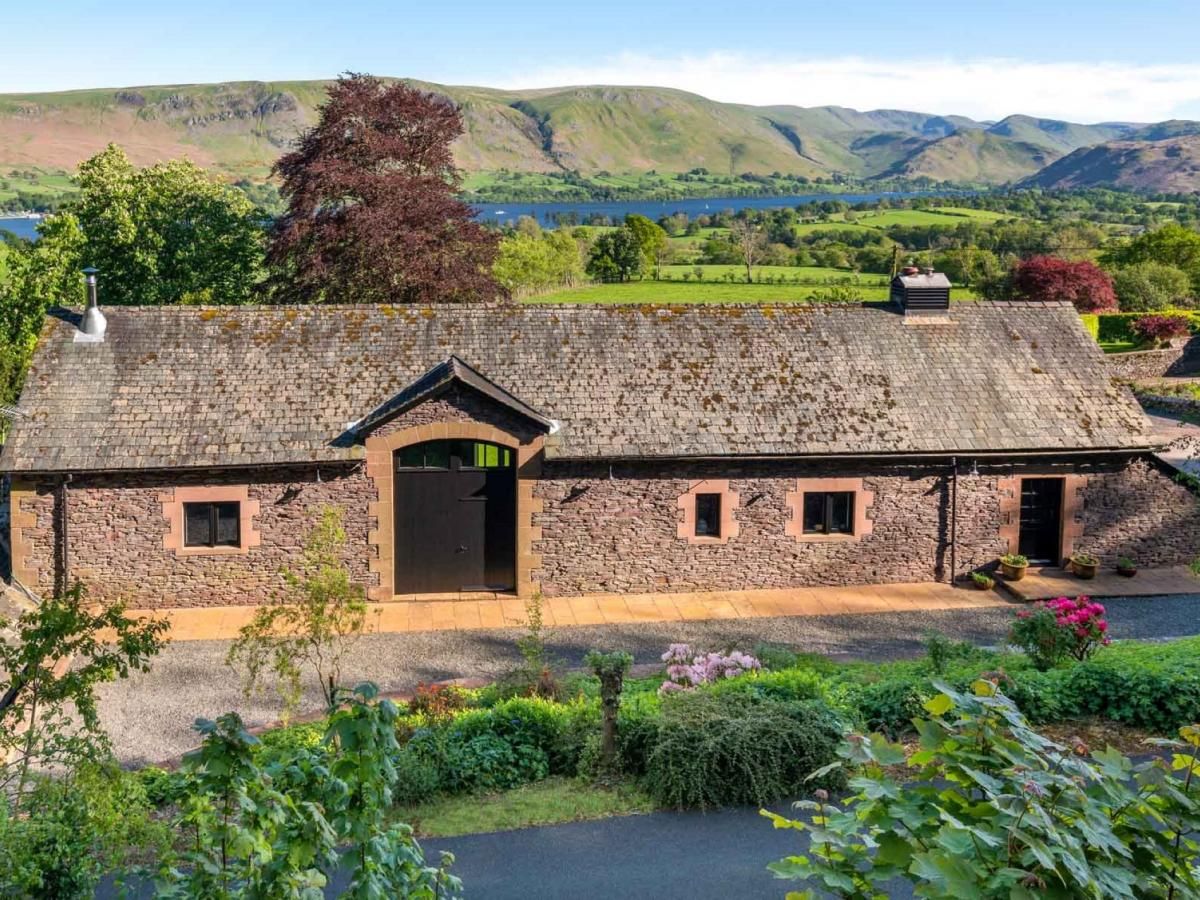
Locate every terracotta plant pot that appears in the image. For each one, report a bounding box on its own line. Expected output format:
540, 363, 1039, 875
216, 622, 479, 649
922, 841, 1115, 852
999, 561, 1027, 581
973, 577, 995, 591
1071, 558, 1099, 580
1116, 566, 1137, 578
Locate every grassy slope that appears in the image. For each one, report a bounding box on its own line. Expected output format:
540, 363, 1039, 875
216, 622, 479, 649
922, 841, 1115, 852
887, 130, 1063, 184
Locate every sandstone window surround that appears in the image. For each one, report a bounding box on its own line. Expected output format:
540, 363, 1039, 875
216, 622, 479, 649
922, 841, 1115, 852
786, 477, 874, 542
677, 479, 740, 545
162, 485, 261, 556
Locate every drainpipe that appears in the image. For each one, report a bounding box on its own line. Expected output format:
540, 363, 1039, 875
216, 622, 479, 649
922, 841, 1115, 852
60, 474, 72, 591
949, 457, 958, 586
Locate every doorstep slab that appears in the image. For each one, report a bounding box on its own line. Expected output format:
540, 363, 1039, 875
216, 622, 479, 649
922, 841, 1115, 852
997, 566, 1199, 602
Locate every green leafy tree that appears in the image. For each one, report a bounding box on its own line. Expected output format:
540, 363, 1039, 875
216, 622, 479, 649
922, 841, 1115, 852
1112, 261, 1194, 311
1103, 223, 1200, 297
158, 684, 462, 898
0, 584, 169, 804
227, 506, 374, 717
586, 227, 643, 282
494, 228, 583, 296
765, 680, 1200, 898
0, 145, 264, 431
65, 144, 265, 306
623, 214, 669, 269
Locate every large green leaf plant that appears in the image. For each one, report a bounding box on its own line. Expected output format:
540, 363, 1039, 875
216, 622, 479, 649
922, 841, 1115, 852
765, 680, 1200, 899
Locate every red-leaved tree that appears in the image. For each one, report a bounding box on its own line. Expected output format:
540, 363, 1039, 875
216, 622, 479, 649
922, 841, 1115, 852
266, 74, 501, 304
1011, 256, 1117, 312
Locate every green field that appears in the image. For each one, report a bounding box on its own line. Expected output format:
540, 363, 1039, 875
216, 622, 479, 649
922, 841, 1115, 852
0, 167, 77, 208
655, 264, 889, 283
526, 281, 896, 304
848, 207, 1014, 228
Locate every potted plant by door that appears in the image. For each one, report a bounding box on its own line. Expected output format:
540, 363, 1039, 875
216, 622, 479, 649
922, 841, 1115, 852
999, 554, 1029, 581
1116, 556, 1138, 578
970, 571, 995, 590
1070, 553, 1100, 580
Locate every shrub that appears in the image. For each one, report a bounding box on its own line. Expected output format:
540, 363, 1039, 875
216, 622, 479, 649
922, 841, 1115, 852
658, 643, 761, 695
643, 692, 845, 809
1113, 261, 1193, 311
1054, 649, 1200, 732
408, 682, 470, 720
765, 681, 1200, 898
0, 764, 167, 899
1131, 313, 1190, 345
392, 748, 442, 805
752, 643, 800, 671
1009, 596, 1110, 670
136, 765, 184, 808
444, 733, 549, 793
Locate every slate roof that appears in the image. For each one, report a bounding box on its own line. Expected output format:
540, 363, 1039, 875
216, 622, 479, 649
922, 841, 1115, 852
0, 301, 1154, 473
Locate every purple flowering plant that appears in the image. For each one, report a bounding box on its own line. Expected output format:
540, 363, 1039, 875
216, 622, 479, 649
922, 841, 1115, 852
659, 643, 761, 696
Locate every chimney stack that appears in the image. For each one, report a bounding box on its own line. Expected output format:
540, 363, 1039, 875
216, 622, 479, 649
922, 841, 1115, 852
76, 266, 107, 342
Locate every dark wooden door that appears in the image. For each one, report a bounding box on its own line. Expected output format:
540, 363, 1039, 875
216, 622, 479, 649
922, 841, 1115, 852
1018, 478, 1063, 564
393, 443, 515, 593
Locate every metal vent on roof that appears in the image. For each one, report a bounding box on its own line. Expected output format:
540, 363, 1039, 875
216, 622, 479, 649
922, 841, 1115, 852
891, 266, 951, 315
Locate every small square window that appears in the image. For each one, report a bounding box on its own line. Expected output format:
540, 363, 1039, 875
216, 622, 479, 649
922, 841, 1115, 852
802, 491, 855, 536
184, 501, 241, 548
695, 493, 721, 538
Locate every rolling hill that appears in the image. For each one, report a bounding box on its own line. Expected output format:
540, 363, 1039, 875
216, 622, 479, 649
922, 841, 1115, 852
1, 79, 1198, 193
1021, 135, 1200, 192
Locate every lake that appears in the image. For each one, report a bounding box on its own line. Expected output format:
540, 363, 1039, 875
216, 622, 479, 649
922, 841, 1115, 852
0, 215, 41, 240
469, 190, 948, 226
0, 190, 948, 241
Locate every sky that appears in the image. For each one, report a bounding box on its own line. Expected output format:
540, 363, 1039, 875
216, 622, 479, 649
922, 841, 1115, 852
5, 0, 1200, 123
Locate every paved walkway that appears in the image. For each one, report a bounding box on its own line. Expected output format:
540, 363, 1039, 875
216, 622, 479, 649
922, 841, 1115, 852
1001, 565, 1199, 602
122, 581, 1010, 642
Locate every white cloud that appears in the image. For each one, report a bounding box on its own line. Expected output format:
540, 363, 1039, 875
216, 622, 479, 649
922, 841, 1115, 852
491, 52, 1200, 123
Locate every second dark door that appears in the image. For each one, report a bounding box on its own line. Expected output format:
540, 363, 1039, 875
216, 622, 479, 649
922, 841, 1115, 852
1018, 477, 1063, 564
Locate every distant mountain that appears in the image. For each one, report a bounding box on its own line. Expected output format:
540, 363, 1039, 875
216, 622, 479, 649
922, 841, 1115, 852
1022, 135, 1200, 192
1, 79, 1198, 191
882, 130, 1061, 184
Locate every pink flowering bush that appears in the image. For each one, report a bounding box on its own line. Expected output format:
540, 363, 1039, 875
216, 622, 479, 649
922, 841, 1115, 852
659, 643, 761, 696
1009, 596, 1110, 670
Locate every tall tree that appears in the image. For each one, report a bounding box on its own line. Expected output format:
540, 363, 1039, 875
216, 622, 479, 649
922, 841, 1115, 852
729, 219, 767, 283
1102, 223, 1200, 297
267, 74, 500, 304
1010, 255, 1117, 312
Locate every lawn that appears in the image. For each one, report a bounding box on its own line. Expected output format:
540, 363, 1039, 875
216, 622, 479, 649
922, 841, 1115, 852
525, 280, 896, 303
852, 208, 1012, 228
528, 278, 978, 303
393, 777, 655, 838
655, 264, 888, 283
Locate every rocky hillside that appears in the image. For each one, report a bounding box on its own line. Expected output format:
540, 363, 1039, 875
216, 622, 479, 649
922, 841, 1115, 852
1, 79, 1198, 189
1022, 135, 1200, 192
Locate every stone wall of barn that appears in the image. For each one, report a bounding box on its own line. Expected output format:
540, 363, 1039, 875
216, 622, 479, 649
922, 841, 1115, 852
7, 451, 1199, 607
531, 455, 1200, 595
9, 465, 375, 608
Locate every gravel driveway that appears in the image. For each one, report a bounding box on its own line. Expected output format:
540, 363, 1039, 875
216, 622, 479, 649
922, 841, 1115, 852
96, 594, 1200, 766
